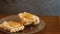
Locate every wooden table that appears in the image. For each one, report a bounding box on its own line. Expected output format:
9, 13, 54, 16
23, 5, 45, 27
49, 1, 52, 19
0, 14, 60, 34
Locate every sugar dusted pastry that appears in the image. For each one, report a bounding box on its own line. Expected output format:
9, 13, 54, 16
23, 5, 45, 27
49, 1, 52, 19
18, 12, 40, 25
0, 12, 40, 33
0, 21, 25, 32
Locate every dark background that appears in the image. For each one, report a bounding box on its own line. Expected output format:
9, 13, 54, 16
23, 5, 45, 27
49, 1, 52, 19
0, 0, 59, 16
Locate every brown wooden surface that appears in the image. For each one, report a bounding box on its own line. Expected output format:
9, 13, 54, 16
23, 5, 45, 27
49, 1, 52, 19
0, 14, 60, 34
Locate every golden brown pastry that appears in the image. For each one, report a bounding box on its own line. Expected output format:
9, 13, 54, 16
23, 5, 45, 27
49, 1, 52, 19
18, 12, 40, 25
0, 21, 25, 32
0, 12, 40, 33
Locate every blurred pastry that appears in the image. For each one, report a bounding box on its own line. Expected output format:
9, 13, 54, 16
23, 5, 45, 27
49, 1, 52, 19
18, 12, 40, 25
0, 21, 25, 32
0, 12, 40, 33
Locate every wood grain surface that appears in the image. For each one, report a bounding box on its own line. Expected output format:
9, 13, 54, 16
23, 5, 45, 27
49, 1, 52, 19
0, 14, 60, 34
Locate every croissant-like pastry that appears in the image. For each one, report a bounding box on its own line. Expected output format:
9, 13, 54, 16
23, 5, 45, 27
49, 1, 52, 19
18, 12, 40, 25
0, 21, 25, 32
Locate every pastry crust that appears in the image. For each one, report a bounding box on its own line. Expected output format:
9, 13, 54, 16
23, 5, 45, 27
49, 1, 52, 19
0, 21, 25, 32
18, 12, 40, 25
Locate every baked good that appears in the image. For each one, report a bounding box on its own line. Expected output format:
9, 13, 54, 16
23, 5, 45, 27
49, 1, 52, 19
0, 21, 25, 32
18, 12, 40, 25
